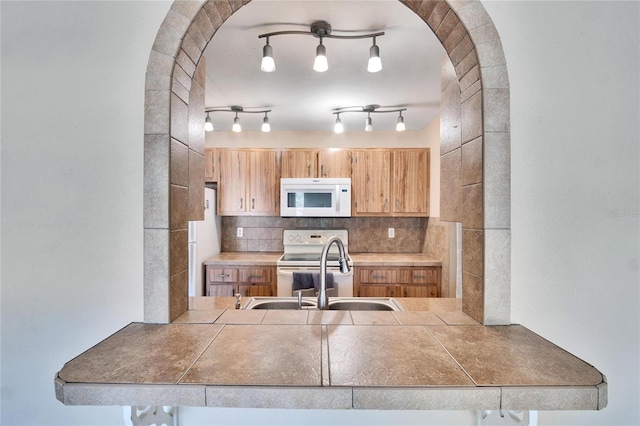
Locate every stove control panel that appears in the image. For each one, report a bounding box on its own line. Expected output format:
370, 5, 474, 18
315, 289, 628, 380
283, 229, 348, 247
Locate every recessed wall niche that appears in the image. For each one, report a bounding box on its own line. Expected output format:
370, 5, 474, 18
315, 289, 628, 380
143, 0, 511, 325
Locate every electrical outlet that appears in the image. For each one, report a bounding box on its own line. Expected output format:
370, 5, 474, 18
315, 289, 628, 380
388, 227, 395, 238
237, 227, 243, 238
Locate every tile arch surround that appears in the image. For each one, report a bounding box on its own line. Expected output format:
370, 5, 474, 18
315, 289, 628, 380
143, 0, 511, 325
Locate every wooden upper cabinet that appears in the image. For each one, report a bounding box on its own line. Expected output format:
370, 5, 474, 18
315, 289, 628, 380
218, 150, 248, 215
218, 149, 280, 216
247, 150, 280, 215
281, 149, 318, 178
352, 150, 392, 215
204, 148, 219, 182
318, 150, 352, 178
393, 149, 429, 216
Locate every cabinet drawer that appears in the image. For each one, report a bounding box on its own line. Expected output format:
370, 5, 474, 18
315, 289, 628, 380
208, 268, 238, 283
239, 268, 272, 283
410, 268, 439, 284
359, 269, 398, 284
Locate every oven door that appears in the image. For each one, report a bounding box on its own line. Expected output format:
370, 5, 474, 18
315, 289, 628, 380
277, 265, 353, 297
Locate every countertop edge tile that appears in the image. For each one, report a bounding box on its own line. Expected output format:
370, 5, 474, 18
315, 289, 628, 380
204, 252, 280, 266
501, 386, 600, 410
205, 386, 353, 409
353, 387, 501, 410
60, 381, 206, 406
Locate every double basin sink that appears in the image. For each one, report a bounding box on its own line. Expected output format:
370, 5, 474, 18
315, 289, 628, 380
244, 297, 403, 311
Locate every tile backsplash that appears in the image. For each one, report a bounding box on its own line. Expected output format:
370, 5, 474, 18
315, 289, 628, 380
221, 216, 427, 253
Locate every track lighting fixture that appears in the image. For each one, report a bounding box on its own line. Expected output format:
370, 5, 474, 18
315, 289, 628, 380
259, 21, 384, 73
204, 106, 272, 133
332, 104, 407, 133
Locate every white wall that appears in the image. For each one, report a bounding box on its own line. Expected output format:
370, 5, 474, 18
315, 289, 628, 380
1, 2, 638, 426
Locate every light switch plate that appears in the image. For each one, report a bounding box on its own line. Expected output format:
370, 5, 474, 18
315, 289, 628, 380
237, 227, 243, 238
388, 227, 395, 238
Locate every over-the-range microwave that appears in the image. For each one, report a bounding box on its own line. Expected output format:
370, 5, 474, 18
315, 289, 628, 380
280, 178, 351, 217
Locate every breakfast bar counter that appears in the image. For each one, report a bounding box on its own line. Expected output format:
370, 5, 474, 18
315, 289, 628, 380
55, 297, 606, 412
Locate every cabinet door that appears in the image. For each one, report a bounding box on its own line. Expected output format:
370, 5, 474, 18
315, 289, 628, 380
208, 283, 236, 297
281, 150, 317, 178
204, 148, 219, 182
248, 150, 280, 215
393, 149, 429, 215
358, 284, 394, 297
238, 284, 274, 297
318, 150, 351, 178
401, 285, 437, 298
352, 150, 391, 215
218, 150, 248, 215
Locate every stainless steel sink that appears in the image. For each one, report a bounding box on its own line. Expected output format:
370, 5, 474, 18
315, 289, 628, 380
244, 297, 402, 311
246, 299, 316, 310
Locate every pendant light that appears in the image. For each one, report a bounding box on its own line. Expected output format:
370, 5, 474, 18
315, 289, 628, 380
261, 113, 271, 132
334, 113, 344, 134
365, 113, 373, 132
204, 113, 214, 132
396, 112, 406, 132
260, 37, 276, 72
367, 37, 382, 73
232, 113, 241, 133
313, 38, 328, 72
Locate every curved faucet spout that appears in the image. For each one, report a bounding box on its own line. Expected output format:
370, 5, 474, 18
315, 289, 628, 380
318, 236, 350, 310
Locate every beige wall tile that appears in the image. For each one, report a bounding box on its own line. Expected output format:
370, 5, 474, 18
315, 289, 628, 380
170, 93, 189, 144
171, 77, 189, 104
435, 10, 460, 42
443, 21, 468, 53
170, 270, 188, 321
454, 49, 479, 80
145, 73, 171, 92
476, 39, 507, 67
187, 21, 207, 52
440, 80, 462, 155
416, 1, 438, 22
193, 9, 215, 42
173, 64, 192, 93
62, 383, 206, 407
426, 1, 451, 30
454, 0, 493, 31
483, 88, 510, 133
462, 183, 483, 229
461, 91, 482, 143
462, 271, 484, 323
146, 50, 176, 81
188, 150, 205, 221
203, 1, 223, 29
170, 0, 206, 22
170, 229, 188, 276
170, 184, 189, 230
144, 134, 170, 229
450, 35, 474, 66
462, 136, 483, 185
188, 84, 205, 154
469, 21, 502, 45
484, 132, 511, 229
481, 64, 510, 89
440, 148, 462, 222
215, 0, 233, 20
144, 229, 170, 324
483, 229, 511, 325
463, 229, 484, 277
144, 90, 170, 134
170, 138, 189, 187
152, 9, 190, 57
181, 31, 202, 65
176, 48, 196, 77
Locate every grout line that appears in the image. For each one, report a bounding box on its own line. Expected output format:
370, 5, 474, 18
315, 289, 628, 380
176, 324, 225, 384
425, 325, 479, 386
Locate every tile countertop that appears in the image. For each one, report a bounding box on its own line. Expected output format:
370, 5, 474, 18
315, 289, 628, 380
203, 252, 442, 266
55, 298, 606, 411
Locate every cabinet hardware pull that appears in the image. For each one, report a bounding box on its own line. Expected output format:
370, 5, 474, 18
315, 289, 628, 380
240, 198, 243, 209
372, 274, 385, 279
414, 275, 426, 279
321, 165, 324, 176
248, 275, 263, 279
252, 198, 255, 210
307, 165, 311, 177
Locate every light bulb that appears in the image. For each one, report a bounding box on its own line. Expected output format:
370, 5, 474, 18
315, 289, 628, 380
261, 115, 271, 132
334, 115, 344, 133
365, 115, 373, 132
261, 42, 275, 72
396, 114, 406, 132
232, 115, 241, 133
313, 42, 328, 72
367, 43, 382, 73
204, 114, 214, 132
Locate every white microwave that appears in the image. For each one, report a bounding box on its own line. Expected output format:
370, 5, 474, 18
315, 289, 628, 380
280, 178, 351, 217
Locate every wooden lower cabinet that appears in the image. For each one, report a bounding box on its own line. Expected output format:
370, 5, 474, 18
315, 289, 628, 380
206, 265, 276, 297
354, 266, 441, 298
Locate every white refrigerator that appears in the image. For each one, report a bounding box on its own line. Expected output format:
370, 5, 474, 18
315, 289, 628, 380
188, 187, 221, 297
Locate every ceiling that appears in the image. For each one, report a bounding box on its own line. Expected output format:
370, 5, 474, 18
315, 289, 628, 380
203, 0, 446, 132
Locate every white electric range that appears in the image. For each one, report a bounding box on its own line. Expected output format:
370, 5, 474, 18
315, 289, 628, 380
276, 229, 354, 297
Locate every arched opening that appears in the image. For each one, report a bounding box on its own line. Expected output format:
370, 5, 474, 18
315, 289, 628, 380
143, 0, 511, 325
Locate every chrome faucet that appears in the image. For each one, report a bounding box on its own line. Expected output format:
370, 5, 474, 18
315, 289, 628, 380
318, 236, 351, 310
